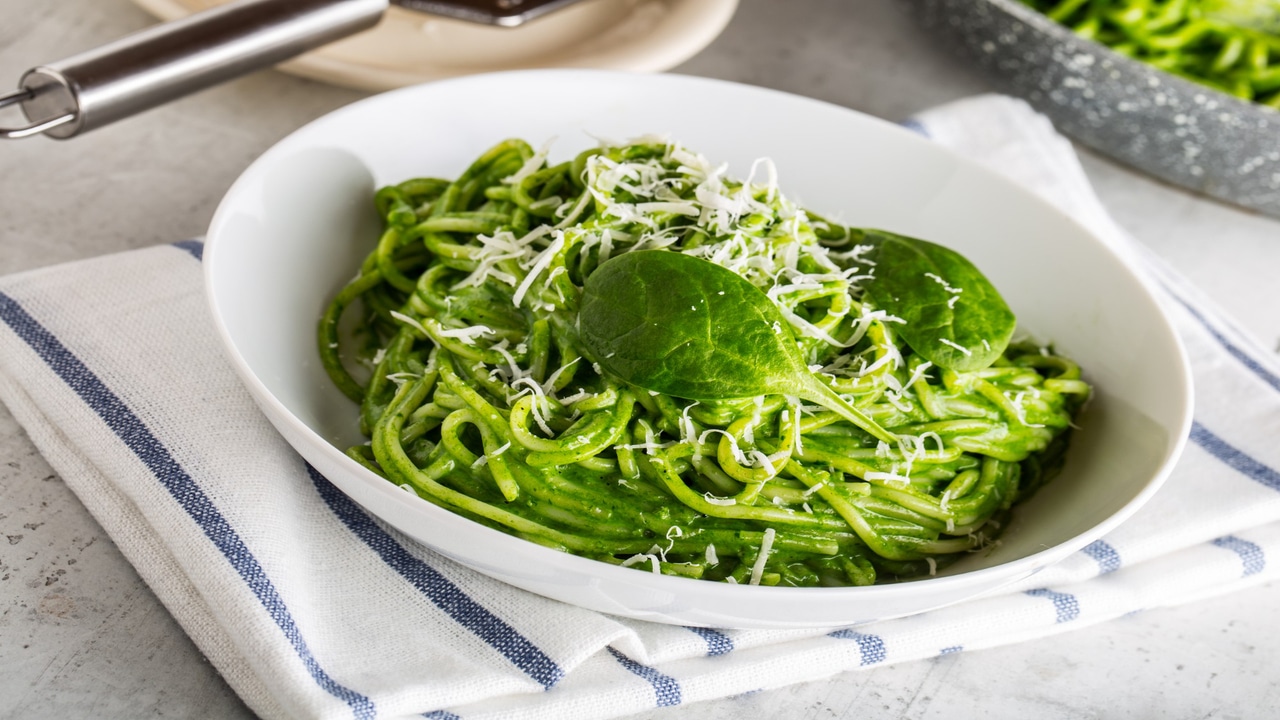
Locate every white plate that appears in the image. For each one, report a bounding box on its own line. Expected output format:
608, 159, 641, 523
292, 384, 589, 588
205, 70, 1193, 628
130, 0, 738, 91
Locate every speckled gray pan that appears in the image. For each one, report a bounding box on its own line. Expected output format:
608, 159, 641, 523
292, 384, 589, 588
915, 0, 1280, 218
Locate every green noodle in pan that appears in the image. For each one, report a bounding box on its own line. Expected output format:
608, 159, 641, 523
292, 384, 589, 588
319, 137, 1090, 587
1022, 0, 1280, 108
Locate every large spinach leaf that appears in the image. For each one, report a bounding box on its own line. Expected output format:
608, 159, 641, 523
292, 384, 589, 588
578, 250, 897, 444
859, 230, 1014, 372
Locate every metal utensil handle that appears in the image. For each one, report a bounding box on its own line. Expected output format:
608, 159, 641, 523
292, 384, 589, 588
3, 0, 388, 140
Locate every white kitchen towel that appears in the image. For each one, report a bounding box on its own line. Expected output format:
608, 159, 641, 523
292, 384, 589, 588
1, 94, 1278, 720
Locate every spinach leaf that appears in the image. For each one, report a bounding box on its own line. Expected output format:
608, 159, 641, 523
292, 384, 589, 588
859, 230, 1014, 372
578, 250, 897, 444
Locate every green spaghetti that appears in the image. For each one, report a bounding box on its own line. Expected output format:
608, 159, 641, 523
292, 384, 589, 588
1023, 0, 1280, 108
319, 137, 1090, 587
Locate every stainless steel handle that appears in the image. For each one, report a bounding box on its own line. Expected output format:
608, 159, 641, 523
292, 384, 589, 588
3, 0, 388, 140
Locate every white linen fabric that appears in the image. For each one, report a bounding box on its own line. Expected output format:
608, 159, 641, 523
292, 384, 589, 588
1, 95, 1278, 720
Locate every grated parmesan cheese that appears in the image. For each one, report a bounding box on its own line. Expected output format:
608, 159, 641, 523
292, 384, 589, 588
748, 529, 776, 586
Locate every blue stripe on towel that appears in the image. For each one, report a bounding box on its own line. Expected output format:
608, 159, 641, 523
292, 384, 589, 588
422, 711, 461, 720
171, 239, 205, 261
1191, 422, 1280, 492
1081, 539, 1122, 574
1170, 293, 1280, 393
686, 627, 734, 656
0, 292, 376, 720
900, 118, 931, 137
606, 647, 682, 708
1024, 588, 1080, 623
305, 466, 565, 689
1211, 536, 1266, 577
939, 645, 963, 655
827, 629, 888, 665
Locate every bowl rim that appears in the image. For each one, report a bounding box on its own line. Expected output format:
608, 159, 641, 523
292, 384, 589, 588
203, 68, 1195, 609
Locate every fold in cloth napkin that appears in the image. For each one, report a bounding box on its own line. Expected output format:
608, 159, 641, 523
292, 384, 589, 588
2, 95, 1278, 720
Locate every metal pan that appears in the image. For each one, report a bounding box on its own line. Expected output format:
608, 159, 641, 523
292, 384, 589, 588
0, 0, 579, 140
916, 0, 1280, 219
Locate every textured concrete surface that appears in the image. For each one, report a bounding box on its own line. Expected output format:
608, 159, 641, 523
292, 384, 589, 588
1, 1, 1278, 719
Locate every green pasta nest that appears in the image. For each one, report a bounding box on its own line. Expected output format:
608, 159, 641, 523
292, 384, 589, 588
1022, 0, 1280, 108
319, 138, 1090, 587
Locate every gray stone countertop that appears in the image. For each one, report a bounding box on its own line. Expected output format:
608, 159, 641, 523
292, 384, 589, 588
1, 1, 1278, 718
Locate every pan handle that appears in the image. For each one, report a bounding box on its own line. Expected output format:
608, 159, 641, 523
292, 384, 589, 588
2, 0, 388, 140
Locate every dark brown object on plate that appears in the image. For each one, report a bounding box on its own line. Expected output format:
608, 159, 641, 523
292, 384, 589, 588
0, 0, 579, 140
915, 0, 1280, 219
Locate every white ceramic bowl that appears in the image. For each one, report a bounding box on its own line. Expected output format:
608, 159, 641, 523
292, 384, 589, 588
205, 70, 1193, 629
